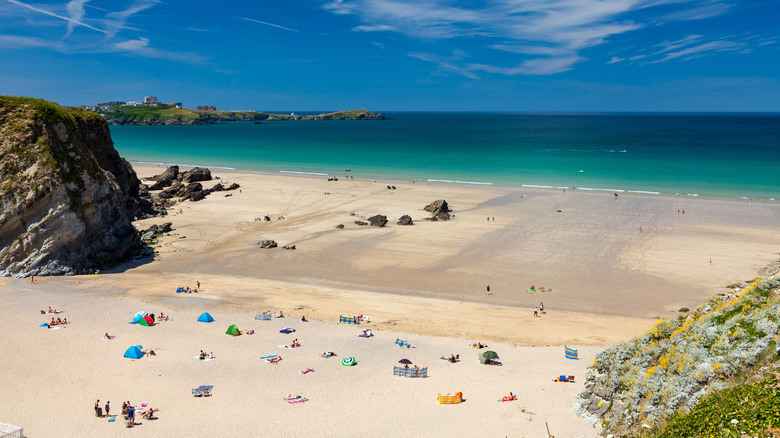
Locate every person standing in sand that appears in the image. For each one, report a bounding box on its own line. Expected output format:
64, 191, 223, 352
30, 276, 35, 284
486, 285, 491, 295
105, 401, 110, 418
95, 399, 101, 417
534, 307, 538, 317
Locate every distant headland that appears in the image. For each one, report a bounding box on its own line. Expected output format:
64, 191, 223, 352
78, 95, 385, 125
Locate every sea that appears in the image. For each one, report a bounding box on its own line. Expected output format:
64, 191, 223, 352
109, 112, 780, 201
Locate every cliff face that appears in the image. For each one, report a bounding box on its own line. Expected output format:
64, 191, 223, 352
0, 97, 142, 276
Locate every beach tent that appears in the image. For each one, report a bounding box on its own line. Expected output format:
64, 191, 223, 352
226, 324, 240, 336
197, 312, 215, 323
339, 315, 359, 324
124, 346, 144, 359
565, 346, 578, 360
132, 314, 143, 324
255, 313, 271, 321
138, 315, 154, 327
395, 338, 409, 348
479, 351, 498, 364
39, 323, 49, 327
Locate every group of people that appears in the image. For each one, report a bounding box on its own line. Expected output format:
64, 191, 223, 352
93, 400, 159, 426
360, 329, 373, 337
198, 350, 215, 360
49, 317, 69, 326
290, 339, 301, 348
471, 342, 488, 349
533, 302, 545, 317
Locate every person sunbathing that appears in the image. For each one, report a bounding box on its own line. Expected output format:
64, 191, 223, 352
62, 318, 68, 324
199, 350, 206, 360
142, 349, 156, 356
104, 333, 115, 340
142, 408, 159, 419
269, 356, 282, 364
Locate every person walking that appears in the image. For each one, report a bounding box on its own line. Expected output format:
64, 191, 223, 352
105, 401, 110, 418
486, 285, 491, 295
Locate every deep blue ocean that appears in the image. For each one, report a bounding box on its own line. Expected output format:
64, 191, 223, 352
110, 113, 780, 200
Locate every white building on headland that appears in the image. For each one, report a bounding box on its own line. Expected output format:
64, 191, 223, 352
143, 96, 159, 105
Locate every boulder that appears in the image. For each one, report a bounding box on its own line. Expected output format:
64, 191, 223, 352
141, 231, 157, 243
225, 183, 241, 191
259, 240, 278, 249
210, 183, 225, 192
158, 182, 183, 199
335, 224, 345, 229
147, 165, 179, 189
181, 167, 212, 183
368, 215, 388, 227
138, 184, 149, 198
397, 215, 413, 225
424, 199, 451, 221
354, 221, 367, 226
179, 182, 204, 200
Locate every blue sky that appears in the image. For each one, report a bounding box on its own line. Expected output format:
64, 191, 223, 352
1, 0, 779, 111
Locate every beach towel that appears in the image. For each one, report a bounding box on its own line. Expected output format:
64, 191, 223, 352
279, 328, 295, 334
358, 334, 372, 338
279, 344, 300, 349
261, 354, 278, 359
286, 397, 307, 404
194, 356, 215, 361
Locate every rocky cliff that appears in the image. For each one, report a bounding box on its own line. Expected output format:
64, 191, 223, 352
0, 96, 145, 276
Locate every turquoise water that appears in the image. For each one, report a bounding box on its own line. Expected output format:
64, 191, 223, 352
110, 113, 780, 200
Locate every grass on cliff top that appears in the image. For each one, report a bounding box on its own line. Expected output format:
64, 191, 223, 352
0, 95, 101, 123
643, 365, 780, 438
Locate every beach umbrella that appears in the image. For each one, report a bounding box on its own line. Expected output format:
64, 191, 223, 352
398, 359, 413, 364
482, 351, 498, 360
342, 356, 356, 367
197, 312, 215, 323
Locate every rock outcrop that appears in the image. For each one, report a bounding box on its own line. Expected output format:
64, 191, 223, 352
423, 199, 451, 221
368, 214, 388, 227
258, 240, 278, 249
147, 169, 235, 202
397, 215, 413, 225
0, 96, 150, 276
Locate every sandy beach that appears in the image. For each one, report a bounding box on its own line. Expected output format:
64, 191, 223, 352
1, 164, 778, 437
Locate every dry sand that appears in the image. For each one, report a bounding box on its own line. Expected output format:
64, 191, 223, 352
1, 164, 778, 437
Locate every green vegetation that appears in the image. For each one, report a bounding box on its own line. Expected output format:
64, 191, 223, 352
646, 370, 780, 438
101, 105, 383, 125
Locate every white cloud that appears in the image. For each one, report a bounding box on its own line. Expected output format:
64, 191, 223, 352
0, 34, 56, 48
322, 0, 736, 77
7, 0, 106, 34
353, 24, 396, 32
607, 56, 625, 64
649, 39, 746, 63
64, 0, 91, 38
114, 36, 149, 51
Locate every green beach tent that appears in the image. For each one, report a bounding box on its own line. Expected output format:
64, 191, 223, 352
226, 324, 240, 336
138, 315, 153, 327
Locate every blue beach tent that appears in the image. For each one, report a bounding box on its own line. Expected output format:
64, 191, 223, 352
197, 312, 215, 323
124, 345, 144, 359
39, 323, 49, 327
132, 314, 144, 324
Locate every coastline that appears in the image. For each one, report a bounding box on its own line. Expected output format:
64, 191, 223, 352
126, 159, 779, 204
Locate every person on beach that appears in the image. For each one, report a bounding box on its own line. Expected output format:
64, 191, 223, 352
95, 400, 101, 417
104, 333, 115, 340
540, 302, 544, 312
30, 276, 35, 284
121, 402, 127, 416
105, 401, 110, 417
197, 281, 200, 289
534, 307, 538, 317
208, 352, 214, 359
486, 285, 491, 295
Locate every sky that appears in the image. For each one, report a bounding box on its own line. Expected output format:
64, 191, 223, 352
1, 0, 779, 112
